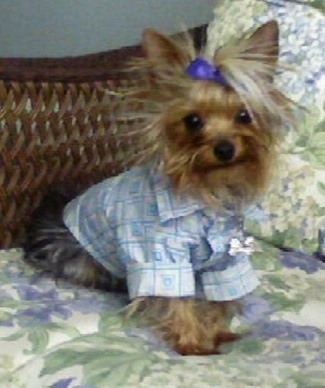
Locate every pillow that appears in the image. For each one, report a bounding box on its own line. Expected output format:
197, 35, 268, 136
206, 0, 325, 253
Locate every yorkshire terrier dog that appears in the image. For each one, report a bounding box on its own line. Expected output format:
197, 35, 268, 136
24, 20, 294, 355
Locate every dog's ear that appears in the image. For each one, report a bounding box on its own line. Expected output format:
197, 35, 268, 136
245, 20, 279, 67
142, 29, 188, 68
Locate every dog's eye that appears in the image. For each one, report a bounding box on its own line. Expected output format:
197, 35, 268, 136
236, 109, 252, 125
183, 113, 204, 132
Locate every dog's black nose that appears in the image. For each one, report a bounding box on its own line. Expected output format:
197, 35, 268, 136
214, 140, 235, 162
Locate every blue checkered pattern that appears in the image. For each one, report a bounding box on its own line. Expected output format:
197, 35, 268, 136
63, 166, 259, 301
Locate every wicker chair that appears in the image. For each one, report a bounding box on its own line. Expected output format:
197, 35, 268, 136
0, 26, 206, 249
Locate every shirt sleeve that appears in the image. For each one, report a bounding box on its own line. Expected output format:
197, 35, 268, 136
201, 214, 260, 301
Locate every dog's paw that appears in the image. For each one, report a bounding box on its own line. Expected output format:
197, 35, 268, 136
170, 331, 239, 356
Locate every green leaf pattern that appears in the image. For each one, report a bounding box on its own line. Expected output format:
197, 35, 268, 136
0, 248, 324, 387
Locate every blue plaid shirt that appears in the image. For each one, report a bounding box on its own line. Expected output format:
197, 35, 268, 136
63, 166, 259, 301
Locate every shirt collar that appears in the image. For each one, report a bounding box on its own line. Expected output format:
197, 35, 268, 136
151, 171, 206, 223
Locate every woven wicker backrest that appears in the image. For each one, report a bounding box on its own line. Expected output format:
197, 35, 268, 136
0, 77, 140, 248
0, 26, 205, 249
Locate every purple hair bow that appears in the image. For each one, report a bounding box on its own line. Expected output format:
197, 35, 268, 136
186, 57, 229, 87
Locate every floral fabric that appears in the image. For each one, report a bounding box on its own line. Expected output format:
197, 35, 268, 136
0, 247, 324, 387
207, 0, 325, 253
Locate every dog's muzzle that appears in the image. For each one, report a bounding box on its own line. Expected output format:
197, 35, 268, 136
213, 140, 235, 162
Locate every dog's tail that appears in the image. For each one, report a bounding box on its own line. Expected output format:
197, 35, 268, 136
23, 192, 127, 292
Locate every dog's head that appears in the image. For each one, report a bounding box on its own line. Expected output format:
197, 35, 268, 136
127, 21, 294, 206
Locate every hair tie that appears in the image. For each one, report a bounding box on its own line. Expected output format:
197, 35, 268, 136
186, 57, 229, 87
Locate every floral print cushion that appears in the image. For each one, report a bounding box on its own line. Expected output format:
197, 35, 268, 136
207, 0, 325, 253
0, 247, 324, 387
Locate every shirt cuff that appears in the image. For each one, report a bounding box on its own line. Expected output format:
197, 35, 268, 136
201, 259, 260, 301
127, 262, 195, 300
